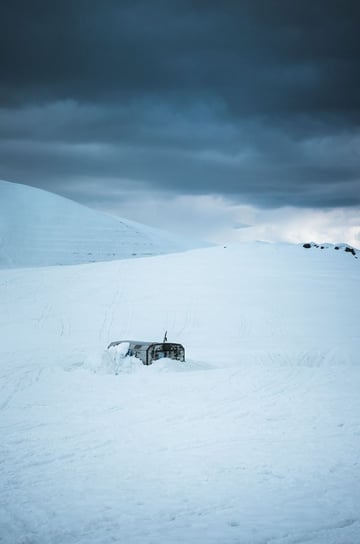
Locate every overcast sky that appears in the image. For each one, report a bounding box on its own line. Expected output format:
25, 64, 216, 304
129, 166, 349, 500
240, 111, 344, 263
1, 0, 360, 245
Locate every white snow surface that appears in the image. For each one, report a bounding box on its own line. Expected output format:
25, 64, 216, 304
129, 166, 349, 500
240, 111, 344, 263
1, 242, 360, 543
0, 180, 205, 268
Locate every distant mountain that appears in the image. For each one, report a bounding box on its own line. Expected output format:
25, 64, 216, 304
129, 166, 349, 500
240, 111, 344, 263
0, 180, 206, 268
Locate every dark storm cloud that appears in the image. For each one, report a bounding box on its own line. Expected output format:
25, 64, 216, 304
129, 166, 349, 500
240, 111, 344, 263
2, 0, 360, 113
0, 0, 360, 209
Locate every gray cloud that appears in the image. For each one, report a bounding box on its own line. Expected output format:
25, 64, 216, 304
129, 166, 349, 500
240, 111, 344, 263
0, 1, 359, 211
2, 1, 360, 112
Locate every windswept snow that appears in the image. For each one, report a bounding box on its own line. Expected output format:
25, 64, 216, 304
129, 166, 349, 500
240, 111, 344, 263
0, 243, 360, 543
0, 180, 205, 268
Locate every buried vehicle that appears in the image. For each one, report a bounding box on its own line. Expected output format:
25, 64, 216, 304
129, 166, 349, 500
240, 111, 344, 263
107, 340, 185, 366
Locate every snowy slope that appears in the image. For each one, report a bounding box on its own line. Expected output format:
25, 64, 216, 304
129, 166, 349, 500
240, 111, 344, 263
0, 243, 360, 543
0, 180, 204, 268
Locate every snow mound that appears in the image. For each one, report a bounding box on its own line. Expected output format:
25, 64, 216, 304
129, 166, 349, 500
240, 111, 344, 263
0, 179, 206, 268
96, 343, 143, 374
145, 357, 186, 372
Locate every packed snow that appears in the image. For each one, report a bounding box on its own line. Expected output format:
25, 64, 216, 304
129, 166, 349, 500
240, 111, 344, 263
0, 180, 205, 268
0, 242, 359, 543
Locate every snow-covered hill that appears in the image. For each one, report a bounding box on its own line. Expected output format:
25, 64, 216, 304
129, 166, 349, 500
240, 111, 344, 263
0, 242, 359, 543
0, 180, 204, 268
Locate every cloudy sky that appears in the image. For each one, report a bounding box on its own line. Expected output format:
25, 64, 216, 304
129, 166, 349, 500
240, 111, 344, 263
1, 0, 360, 245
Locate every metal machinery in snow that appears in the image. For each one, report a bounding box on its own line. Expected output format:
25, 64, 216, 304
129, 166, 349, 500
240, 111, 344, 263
107, 340, 185, 366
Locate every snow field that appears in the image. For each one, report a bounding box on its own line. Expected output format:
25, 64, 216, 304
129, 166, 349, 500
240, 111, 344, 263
0, 243, 359, 543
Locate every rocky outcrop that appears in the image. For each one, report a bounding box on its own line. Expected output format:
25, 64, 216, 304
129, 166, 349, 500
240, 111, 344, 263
302, 242, 358, 258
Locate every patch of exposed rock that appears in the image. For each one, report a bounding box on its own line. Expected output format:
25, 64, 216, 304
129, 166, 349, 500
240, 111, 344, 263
302, 242, 358, 258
